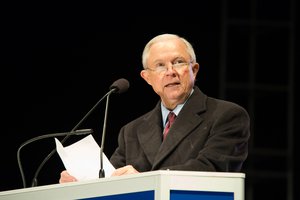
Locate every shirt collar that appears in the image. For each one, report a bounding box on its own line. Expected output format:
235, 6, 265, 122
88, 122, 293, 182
161, 88, 194, 127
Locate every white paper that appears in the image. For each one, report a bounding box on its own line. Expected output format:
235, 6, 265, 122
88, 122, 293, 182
55, 134, 115, 181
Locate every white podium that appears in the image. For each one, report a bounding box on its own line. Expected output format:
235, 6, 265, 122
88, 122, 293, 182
0, 170, 245, 200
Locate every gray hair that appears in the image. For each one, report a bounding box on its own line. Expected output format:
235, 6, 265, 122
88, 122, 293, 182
142, 33, 196, 69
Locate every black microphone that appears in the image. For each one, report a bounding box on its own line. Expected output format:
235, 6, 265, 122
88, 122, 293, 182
109, 78, 130, 94
99, 78, 130, 178
17, 129, 93, 188
30, 78, 129, 187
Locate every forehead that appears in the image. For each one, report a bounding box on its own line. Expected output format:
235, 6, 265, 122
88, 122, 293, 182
148, 38, 189, 61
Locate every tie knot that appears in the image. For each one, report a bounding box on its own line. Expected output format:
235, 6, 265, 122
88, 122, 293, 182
167, 112, 176, 122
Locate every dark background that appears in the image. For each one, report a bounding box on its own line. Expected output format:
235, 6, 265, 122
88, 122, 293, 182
1, 1, 298, 200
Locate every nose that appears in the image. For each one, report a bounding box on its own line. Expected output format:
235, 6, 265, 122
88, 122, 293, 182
164, 65, 177, 76
166, 63, 176, 72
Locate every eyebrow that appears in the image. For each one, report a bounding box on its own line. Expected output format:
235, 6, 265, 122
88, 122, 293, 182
153, 56, 187, 64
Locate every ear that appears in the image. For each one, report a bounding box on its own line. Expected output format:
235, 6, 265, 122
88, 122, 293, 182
192, 63, 200, 77
140, 70, 152, 85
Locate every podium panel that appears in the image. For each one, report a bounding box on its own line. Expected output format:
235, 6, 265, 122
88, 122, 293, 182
0, 170, 245, 200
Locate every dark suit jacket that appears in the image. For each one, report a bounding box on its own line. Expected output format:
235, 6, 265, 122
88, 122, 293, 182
110, 86, 250, 172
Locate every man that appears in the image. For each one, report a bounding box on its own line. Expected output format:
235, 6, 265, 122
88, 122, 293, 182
60, 33, 250, 182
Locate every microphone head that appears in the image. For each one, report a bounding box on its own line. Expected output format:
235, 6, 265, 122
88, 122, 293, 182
109, 78, 130, 94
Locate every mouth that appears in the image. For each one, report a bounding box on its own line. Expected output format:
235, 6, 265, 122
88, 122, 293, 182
165, 82, 180, 88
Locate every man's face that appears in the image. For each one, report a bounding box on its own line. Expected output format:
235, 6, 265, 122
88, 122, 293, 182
140, 38, 199, 109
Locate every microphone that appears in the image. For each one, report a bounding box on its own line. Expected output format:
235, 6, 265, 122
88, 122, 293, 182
99, 78, 129, 178
30, 78, 129, 187
17, 129, 93, 188
109, 78, 130, 94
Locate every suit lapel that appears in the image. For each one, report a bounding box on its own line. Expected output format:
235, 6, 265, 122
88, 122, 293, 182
152, 112, 204, 169
137, 104, 163, 165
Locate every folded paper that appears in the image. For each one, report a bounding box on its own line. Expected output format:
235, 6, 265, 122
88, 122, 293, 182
55, 134, 115, 181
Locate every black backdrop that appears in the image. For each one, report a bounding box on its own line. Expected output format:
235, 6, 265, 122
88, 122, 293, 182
1, 2, 298, 199
2, 2, 222, 190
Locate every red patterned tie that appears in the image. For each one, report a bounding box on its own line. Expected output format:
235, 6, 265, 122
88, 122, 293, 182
163, 112, 176, 140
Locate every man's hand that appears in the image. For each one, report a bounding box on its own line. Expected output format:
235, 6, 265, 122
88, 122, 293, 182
111, 165, 139, 176
59, 170, 77, 183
